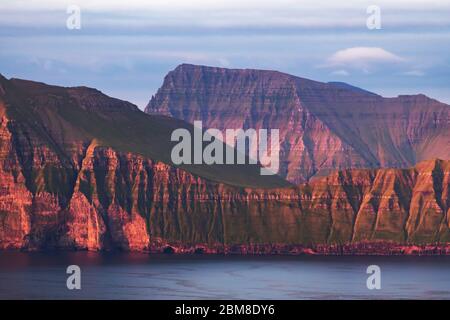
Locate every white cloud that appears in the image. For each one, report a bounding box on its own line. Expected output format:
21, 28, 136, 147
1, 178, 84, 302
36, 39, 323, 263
325, 47, 405, 72
403, 70, 425, 77
328, 47, 404, 65
2, 0, 450, 11
1, 0, 450, 29
331, 69, 349, 76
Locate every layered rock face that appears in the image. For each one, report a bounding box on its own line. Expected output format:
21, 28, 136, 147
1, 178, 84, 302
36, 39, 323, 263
0, 76, 148, 250
146, 64, 450, 183
1, 128, 449, 251
0, 73, 449, 253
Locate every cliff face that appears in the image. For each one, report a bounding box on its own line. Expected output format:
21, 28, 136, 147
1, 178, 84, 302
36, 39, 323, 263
146, 64, 450, 183
1, 123, 449, 250
0, 74, 285, 250
0, 74, 449, 252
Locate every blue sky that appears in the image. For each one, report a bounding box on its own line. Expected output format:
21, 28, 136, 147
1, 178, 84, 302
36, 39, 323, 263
0, 0, 449, 109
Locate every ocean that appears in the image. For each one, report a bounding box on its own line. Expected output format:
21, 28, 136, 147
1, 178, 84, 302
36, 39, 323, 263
0, 252, 449, 300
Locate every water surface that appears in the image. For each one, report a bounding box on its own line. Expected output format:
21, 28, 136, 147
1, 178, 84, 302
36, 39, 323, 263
0, 252, 449, 299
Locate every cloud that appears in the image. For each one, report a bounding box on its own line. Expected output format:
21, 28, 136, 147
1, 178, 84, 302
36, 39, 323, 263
330, 69, 349, 76
403, 70, 425, 77
0, 1, 448, 107
328, 47, 404, 65
2, 0, 450, 12
1, 0, 450, 30
325, 47, 405, 73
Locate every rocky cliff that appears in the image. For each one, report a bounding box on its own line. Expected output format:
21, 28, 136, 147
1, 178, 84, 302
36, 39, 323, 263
0, 73, 449, 253
146, 64, 450, 184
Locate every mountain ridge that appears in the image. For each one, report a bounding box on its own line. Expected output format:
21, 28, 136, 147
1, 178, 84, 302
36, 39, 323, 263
0, 71, 448, 253
0, 75, 288, 189
146, 63, 450, 183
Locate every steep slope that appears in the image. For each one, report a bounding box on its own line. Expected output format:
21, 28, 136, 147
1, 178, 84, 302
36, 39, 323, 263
0, 74, 285, 250
1, 138, 449, 251
0, 75, 288, 189
146, 64, 450, 183
0, 74, 449, 253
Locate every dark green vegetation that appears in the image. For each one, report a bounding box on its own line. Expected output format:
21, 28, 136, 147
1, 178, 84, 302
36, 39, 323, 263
1, 74, 448, 251
1, 76, 290, 189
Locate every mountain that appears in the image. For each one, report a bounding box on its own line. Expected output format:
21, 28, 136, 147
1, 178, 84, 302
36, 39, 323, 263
0, 75, 287, 189
146, 64, 450, 184
0, 73, 449, 253
326, 81, 378, 96
0, 74, 287, 250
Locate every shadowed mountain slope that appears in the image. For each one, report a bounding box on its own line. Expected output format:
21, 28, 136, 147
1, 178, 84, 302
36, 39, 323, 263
0, 73, 448, 252
0, 75, 288, 189
146, 64, 450, 183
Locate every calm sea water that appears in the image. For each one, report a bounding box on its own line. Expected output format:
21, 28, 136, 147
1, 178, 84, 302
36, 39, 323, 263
0, 252, 449, 300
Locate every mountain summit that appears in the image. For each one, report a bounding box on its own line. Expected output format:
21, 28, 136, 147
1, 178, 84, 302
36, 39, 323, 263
146, 64, 450, 183
0, 71, 448, 252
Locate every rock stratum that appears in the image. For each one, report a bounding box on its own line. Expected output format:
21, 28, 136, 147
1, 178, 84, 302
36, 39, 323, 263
146, 64, 450, 184
0, 71, 449, 254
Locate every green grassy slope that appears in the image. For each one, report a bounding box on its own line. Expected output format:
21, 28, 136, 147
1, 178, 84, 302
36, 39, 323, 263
2, 77, 290, 189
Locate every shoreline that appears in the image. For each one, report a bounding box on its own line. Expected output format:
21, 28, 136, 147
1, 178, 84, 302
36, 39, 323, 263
147, 242, 450, 256
2, 241, 450, 256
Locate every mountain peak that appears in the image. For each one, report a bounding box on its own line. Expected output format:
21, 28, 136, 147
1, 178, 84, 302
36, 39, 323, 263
8, 78, 139, 113
66, 86, 139, 112
0, 74, 7, 96
146, 64, 450, 183
169, 64, 385, 95
327, 81, 379, 96
174, 63, 281, 74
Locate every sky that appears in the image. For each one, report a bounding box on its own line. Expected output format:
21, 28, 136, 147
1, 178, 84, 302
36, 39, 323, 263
0, 0, 449, 109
